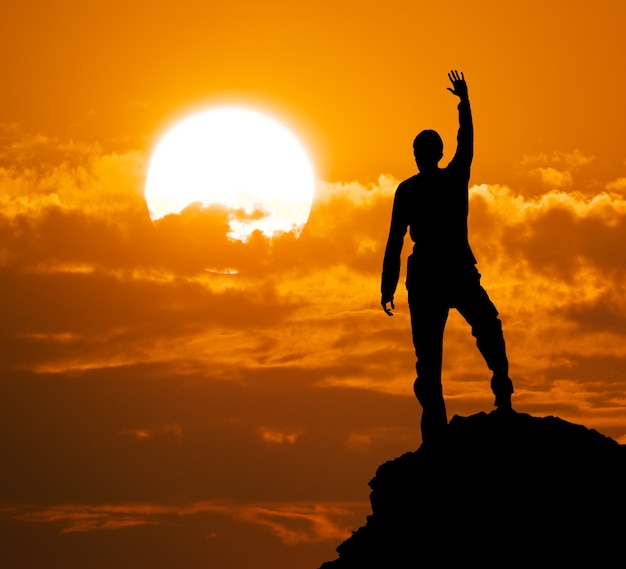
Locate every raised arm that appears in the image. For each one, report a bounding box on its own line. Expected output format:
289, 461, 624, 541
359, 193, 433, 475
447, 70, 473, 169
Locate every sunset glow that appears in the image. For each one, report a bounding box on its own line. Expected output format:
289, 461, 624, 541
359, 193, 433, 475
145, 107, 315, 240
1, 1, 625, 568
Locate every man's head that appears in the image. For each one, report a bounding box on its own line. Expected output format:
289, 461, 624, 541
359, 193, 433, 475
413, 129, 443, 172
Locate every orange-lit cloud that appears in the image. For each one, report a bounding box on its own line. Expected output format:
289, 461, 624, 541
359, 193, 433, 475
1, 138, 626, 441
6, 500, 366, 543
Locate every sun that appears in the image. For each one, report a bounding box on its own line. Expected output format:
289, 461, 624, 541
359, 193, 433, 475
144, 107, 315, 241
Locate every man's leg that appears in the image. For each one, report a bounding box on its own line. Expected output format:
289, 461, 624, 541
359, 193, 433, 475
408, 289, 450, 441
454, 270, 513, 408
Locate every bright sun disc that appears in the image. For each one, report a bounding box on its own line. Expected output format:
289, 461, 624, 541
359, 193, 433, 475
144, 107, 315, 241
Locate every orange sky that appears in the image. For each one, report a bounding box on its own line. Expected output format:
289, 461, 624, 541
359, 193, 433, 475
1, 1, 626, 568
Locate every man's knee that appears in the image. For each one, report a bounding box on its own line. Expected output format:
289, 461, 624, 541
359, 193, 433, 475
470, 312, 504, 340
413, 377, 444, 406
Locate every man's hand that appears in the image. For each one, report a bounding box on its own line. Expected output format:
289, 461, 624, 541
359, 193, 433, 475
447, 69, 468, 101
381, 295, 395, 316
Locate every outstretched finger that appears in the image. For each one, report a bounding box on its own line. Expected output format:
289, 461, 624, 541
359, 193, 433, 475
449, 69, 460, 82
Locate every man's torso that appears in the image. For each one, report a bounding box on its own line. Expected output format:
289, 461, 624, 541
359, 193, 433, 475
397, 166, 476, 270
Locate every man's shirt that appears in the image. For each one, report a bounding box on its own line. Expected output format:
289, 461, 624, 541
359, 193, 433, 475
381, 100, 476, 299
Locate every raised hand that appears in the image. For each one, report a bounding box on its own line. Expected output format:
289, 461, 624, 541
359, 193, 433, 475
447, 70, 468, 101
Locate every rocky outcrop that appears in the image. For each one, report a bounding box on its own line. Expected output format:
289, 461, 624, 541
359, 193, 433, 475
320, 410, 626, 567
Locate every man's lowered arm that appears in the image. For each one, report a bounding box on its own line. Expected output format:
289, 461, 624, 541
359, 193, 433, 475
381, 188, 408, 316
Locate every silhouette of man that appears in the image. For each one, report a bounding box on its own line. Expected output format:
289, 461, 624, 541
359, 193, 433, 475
381, 70, 513, 441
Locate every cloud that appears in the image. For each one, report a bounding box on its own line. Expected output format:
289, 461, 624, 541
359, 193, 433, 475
469, 184, 626, 278
5, 500, 367, 544
516, 150, 602, 196
11, 503, 161, 533
0, 140, 626, 466
522, 150, 594, 169
606, 177, 626, 193
531, 166, 573, 188
0, 159, 401, 382
259, 427, 301, 444
0, 134, 147, 218
232, 502, 362, 544
122, 423, 184, 441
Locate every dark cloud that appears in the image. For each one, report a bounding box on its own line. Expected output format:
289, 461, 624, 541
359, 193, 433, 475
501, 202, 626, 280
563, 293, 626, 334
0, 506, 356, 569
0, 265, 304, 373
0, 366, 418, 506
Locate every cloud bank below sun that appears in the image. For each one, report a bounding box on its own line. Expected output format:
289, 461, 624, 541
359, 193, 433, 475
1, 136, 626, 432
